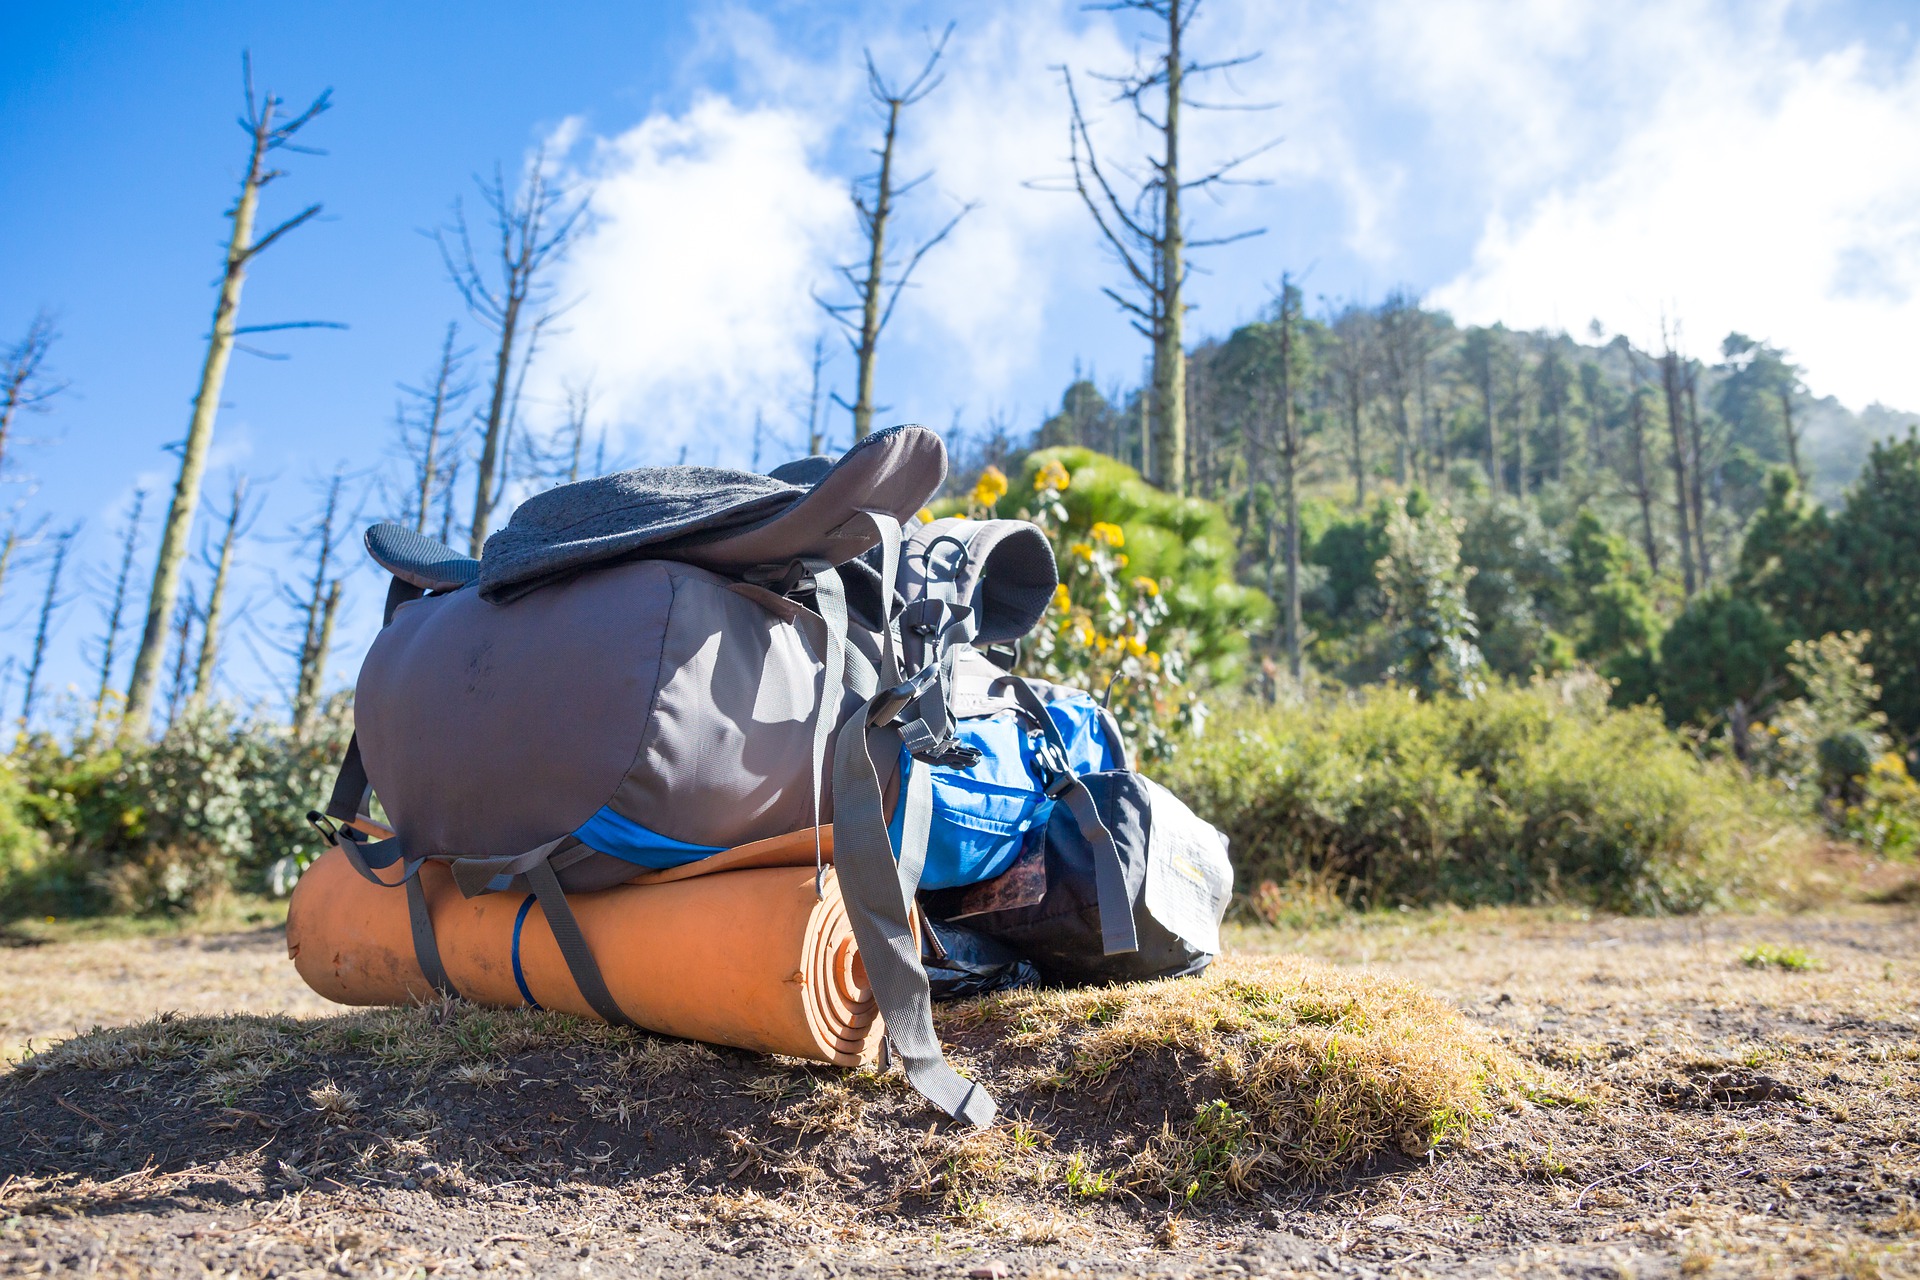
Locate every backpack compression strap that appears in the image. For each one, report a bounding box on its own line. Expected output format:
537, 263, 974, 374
817, 512, 996, 1129
1002, 678, 1139, 956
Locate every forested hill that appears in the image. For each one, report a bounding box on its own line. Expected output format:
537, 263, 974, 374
1022, 303, 1915, 516
953, 294, 1920, 751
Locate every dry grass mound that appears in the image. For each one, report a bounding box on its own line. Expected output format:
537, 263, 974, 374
2, 955, 1529, 1227
936, 954, 1528, 1202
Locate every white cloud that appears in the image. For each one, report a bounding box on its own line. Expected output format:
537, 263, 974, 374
536, 0, 1920, 472
1426, 4, 1920, 409
540, 94, 850, 464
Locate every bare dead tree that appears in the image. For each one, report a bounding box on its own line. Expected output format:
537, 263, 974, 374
1462, 327, 1502, 493
1, 311, 67, 479
164, 586, 197, 731
1621, 350, 1662, 576
1327, 303, 1374, 508
1269, 275, 1315, 681
803, 336, 828, 456
437, 148, 588, 554
817, 26, 976, 442
437, 454, 463, 547
1779, 382, 1805, 486
193, 474, 259, 704
89, 491, 147, 738
561, 377, 596, 484
1058, 0, 1272, 494
1658, 321, 1698, 597
394, 323, 473, 531
21, 525, 79, 729
286, 470, 354, 736
123, 56, 335, 740
1683, 357, 1713, 584
1376, 289, 1424, 487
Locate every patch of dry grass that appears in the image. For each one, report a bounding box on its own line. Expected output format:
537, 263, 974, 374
939, 953, 1530, 1195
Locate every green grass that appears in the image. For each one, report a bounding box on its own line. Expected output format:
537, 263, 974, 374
1739, 943, 1817, 971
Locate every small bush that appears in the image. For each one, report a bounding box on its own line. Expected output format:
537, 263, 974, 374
1157, 673, 1806, 913
4, 697, 351, 918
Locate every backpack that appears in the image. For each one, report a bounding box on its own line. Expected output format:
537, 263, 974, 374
310, 426, 1231, 1129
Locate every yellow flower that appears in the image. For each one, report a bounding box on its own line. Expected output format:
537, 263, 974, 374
1089, 521, 1124, 548
1074, 625, 1095, 647
1034, 458, 1071, 493
1094, 634, 1110, 652
1051, 583, 1071, 611
1069, 542, 1093, 561
1116, 553, 1128, 568
915, 507, 935, 524
1147, 651, 1161, 670
970, 465, 1009, 509
1132, 576, 1159, 596
1125, 636, 1147, 657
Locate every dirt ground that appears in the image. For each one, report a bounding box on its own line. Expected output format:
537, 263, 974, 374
2, 903, 1917, 1279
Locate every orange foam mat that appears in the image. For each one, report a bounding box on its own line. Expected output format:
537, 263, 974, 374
285, 834, 878, 1066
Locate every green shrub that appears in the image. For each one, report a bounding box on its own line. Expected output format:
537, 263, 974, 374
990, 447, 1272, 680
5, 697, 351, 917
0, 754, 55, 912
1156, 674, 1803, 913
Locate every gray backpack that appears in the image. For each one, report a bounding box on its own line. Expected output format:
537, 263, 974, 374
313, 426, 1230, 1128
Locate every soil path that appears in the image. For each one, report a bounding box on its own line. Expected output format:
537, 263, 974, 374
3, 906, 1916, 1278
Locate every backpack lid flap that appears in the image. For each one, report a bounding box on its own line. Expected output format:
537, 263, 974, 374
476, 425, 945, 602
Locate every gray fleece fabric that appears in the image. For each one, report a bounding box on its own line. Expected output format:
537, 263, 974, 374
478, 467, 802, 603
476, 424, 945, 604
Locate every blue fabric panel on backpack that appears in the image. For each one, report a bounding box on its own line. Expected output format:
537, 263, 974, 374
572, 805, 725, 869
893, 688, 1118, 891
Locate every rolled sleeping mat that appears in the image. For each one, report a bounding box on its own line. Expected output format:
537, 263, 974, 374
286, 834, 880, 1066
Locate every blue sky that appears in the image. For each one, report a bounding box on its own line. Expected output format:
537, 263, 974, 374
4, 0, 1918, 721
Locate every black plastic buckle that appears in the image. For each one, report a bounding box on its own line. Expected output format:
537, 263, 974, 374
867, 664, 941, 727
305, 810, 343, 847
1031, 736, 1075, 797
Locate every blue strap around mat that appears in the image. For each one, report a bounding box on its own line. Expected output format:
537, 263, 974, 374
510, 893, 542, 1010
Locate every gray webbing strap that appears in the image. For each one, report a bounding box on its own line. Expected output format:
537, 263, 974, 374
803, 555, 843, 898
1005, 678, 1139, 956
832, 702, 993, 1127
405, 871, 458, 998
524, 857, 637, 1028
448, 835, 574, 899
817, 553, 994, 1129
859, 510, 903, 688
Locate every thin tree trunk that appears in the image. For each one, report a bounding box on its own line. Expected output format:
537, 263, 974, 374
1659, 344, 1697, 596
1154, 0, 1187, 495
1685, 362, 1712, 584
416, 323, 460, 531
22, 529, 75, 728
164, 591, 195, 731
806, 337, 826, 455
194, 477, 247, 703
93, 491, 146, 739
470, 291, 522, 555
295, 580, 341, 738
1779, 387, 1804, 486
851, 103, 898, 443
1627, 383, 1661, 576
1277, 285, 1302, 682
0, 526, 19, 610
1479, 351, 1498, 492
